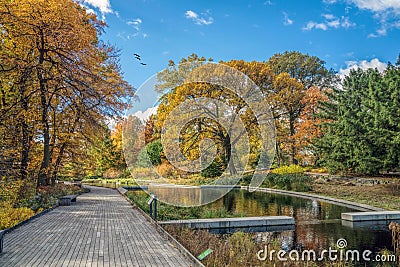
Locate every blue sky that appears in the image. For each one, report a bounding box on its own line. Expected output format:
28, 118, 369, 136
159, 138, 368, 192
82, 0, 400, 115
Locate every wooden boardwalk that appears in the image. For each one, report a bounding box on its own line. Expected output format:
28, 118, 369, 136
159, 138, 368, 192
0, 186, 192, 267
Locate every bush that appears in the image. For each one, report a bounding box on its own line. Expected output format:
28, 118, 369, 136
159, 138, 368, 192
146, 140, 163, 166
21, 183, 85, 211
0, 202, 35, 230
156, 162, 174, 177
136, 140, 163, 167
0, 177, 25, 205
263, 173, 312, 192
271, 164, 305, 174
201, 156, 226, 178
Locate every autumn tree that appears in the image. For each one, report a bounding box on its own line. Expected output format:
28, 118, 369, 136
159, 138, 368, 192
0, 0, 134, 187
155, 56, 275, 178
292, 86, 328, 165
267, 51, 334, 165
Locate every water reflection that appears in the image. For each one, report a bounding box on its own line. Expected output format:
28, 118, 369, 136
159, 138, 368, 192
209, 190, 393, 252
148, 189, 394, 253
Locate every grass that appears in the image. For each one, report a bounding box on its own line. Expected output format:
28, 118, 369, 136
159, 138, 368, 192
82, 177, 138, 187
127, 191, 247, 221
311, 178, 400, 210
164, 226, 370, 267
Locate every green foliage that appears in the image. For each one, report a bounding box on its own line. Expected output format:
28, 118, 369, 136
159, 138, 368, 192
316, 66, 400, 175
136, 139, 163, 167
200, 156, 226, 178
127, 191, 246, 221
263, 173, 312, 192
267, 51, 335, 89
86, 127, 126, 177
146, 140, 163, 166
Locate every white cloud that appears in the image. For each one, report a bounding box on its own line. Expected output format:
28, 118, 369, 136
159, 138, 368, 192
324, 0, 400, 37
125, 18, 148, 39
85, 8, 97, 15
133, 107, 158, 122
127, 18, 143, 31
341, 16, 356, 28
327, 19, 340, 28
185, 10, 214, 25
339, 58, 387, 79
322, 13, 336, 20
303, 14, 355, 31
83, 0, 112, 19
303, 21, 328, 30
349, 0, 400, 12
283, 12, 294, 26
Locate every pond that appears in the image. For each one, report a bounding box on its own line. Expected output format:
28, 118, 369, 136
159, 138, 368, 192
204, 189, 394, 253
130, 188, 396, 254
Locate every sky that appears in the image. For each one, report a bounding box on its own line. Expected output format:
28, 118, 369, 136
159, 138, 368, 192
82, 0, 400, 117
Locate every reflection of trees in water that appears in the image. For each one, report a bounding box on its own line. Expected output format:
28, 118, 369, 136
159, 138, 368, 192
207, 190, 392, 252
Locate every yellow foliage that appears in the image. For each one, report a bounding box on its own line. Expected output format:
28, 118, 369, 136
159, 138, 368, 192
156, 163, 175, 177
0, 202, 34, 230
271, 164, 305, 174
0, 177, 23, 205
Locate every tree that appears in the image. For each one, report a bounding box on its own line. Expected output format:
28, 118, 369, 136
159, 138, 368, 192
155, 56, 275, 177
272, 72, 305, 164
317, 66, 400, 175
267, 51, 335, 89
0, 0, 134, 187
86, 126, 126, 177
292, 86, 328, 165
266, 51, 334, 165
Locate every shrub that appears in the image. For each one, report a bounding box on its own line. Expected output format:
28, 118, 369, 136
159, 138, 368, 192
389, 222, 400, 255
264, 173, 312, 192
21, 183, 85, 211
271, 164, 305, 174
0, 177, 23, 205
146, 140, 163, 166
201, 156, 226, 178
136, 140, 163, 167
156, 162, 174, 177
0, 202, 34, 230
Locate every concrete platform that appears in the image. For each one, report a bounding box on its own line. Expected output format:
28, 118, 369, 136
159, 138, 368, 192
159, 216, 295, 229
341, 211, 400, 221
342, 219, 400, 229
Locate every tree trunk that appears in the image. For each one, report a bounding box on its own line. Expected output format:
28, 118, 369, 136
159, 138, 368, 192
289, 113, 296, 165
19, 75, 31, 181
51, 142, 67, 186
37, 82, 51, 187
37, 31, 51, 187
18, 73, 33, 199
223, 134, 237, 175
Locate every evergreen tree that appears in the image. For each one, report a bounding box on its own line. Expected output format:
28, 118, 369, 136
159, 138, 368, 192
317, 66, 400, 175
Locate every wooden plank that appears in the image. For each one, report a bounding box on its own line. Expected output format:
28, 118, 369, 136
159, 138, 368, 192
0, 186, 193, 266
